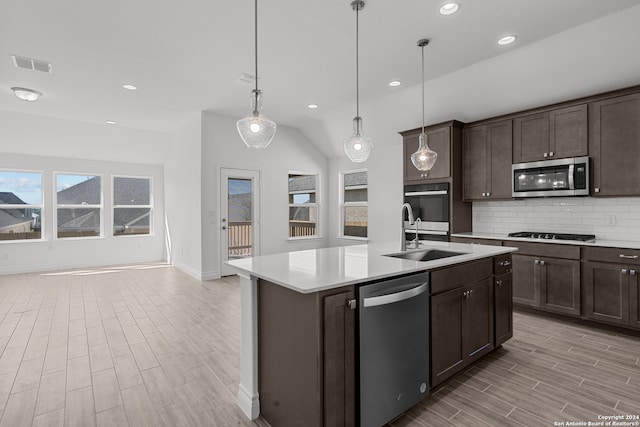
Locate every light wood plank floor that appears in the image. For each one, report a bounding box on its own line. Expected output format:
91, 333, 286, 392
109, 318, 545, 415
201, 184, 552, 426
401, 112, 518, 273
0, 264, 638, 426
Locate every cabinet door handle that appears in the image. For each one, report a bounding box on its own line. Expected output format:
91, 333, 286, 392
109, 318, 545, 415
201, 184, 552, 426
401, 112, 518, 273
540, 260, 545, 266
534, 259, 540, 265
631, 270, 636, 276
486, 192, 491, 197
595, 187, 600, 193
620, 254, 639, 259
622, 269, 628, 275
549, 151, 554, 157
346, 299, 357, 310
496, 280, 502, 287
500, 260, 511, 267
543, 152, 548, 158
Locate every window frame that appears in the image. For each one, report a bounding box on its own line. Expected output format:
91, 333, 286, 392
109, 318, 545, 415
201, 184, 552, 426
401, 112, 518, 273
112, 175, 154, 237
0, 168, 44, 243
339, 168, 368, 241
287, 171, 320, 240
54, 172, 104, 240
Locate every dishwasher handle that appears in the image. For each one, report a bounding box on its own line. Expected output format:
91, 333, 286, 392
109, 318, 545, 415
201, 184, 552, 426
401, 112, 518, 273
362, 282, 428, 308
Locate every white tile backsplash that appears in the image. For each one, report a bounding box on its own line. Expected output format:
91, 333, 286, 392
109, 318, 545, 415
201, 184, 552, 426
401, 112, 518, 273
472, 197, 640, 241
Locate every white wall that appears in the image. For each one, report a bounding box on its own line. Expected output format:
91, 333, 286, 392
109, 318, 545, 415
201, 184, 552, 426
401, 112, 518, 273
473, 198, 640, 242
0, 111, 168, 274
328, 143, 403, 248
164, 113, 203, 279
201, 112, 329, 279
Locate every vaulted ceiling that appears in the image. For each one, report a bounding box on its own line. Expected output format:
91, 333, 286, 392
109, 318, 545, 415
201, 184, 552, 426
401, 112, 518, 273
2, 0, 640, 158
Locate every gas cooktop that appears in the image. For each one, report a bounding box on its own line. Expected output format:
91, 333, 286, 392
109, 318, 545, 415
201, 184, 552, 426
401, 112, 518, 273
508, 231, 596, 243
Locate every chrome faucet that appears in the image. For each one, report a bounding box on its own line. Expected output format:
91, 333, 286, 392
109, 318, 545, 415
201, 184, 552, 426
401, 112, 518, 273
400, 203, 414, 251
412, 218, 422, 249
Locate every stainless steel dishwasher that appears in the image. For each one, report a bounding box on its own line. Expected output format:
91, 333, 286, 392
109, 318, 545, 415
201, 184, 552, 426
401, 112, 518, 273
358, 272, 430, 427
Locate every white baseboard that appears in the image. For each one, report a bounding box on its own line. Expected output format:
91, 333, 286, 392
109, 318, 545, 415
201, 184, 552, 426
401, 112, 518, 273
237, 384, 260, 420
0, 255, 165, 276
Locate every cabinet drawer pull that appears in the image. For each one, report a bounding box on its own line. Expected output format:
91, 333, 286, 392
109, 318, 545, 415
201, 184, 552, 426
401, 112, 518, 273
619, 254, 639, 259
631, 270, 637, 276
500, 260, 511, 267
622, 269, 628, 275
496, 280, 502, 287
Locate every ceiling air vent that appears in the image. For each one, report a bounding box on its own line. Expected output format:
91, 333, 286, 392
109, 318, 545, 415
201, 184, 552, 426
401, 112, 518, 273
11, 54, 53, 73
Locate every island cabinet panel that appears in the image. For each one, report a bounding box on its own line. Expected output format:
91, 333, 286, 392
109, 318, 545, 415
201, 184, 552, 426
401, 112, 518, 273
494, 272, 513, 347
589, 93, 640, 196
463, 120, 512, 201
258, 280, 355, 427
430, 259, 495, 388
324, 291, 356, 427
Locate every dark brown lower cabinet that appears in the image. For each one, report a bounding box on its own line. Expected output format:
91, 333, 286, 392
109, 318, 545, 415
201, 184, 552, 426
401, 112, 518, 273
258, 280, 355, 427
511, 254, 539, 307
431, 277, 494, 387
511, 251, 580, 316
494, 272, 513, 346
583, 261, 632, 326
630, 271, 640, 329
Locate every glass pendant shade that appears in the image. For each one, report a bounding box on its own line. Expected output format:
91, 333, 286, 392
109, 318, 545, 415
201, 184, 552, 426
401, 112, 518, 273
344, 116, 373, 163
411, 132, 438, 171
237, 89, 277, 149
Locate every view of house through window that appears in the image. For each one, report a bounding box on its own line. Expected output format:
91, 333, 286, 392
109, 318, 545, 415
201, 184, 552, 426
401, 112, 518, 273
0, 170, 42, 241
341, 170, 368, 238
113, 176, 152, 236
56, 174, 102, 238
288, 173, 318, 238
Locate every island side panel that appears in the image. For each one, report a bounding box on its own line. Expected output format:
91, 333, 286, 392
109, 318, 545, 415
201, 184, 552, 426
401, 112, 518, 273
258, 279, 356, 427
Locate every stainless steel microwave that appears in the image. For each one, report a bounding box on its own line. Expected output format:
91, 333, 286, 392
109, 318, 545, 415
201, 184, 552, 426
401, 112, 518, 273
512, 156, 589, 198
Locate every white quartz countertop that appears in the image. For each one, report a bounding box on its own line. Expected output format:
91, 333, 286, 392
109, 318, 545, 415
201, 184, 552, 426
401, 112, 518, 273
451, 232, 640, 250
226, 241, 516, 294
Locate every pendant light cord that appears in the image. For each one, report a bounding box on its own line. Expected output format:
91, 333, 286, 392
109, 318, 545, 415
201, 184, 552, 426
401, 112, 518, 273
421, 43, 425, 134
355, 3, 360, 118
253, 0, 259, 112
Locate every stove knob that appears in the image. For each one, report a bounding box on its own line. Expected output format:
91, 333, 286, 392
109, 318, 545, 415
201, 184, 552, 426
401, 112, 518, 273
545, 234, 552, 239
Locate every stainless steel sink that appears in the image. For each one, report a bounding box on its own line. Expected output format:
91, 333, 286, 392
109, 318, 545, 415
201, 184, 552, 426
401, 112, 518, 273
384, 249, 467, 262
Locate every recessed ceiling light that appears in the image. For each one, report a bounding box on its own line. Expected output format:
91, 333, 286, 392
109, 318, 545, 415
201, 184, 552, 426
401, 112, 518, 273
498, 35, 517, 46
439, 3, 460, 15
11, 87, 42, 102
388, 80, 402, 87
106, 120, 117, 125
122, 84, 137, 91
307, 104, 319, 109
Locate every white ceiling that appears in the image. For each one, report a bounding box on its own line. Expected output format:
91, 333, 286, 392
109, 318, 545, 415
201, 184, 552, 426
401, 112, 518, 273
2, 0, 640, 158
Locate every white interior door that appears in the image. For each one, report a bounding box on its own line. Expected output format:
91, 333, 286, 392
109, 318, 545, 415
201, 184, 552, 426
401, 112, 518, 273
220, 168, 261, 276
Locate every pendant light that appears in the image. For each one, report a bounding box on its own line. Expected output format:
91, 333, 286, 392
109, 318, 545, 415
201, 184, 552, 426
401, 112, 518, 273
237, 0, 277, 149
343, 0, 373, 163
411, 39, 438, 172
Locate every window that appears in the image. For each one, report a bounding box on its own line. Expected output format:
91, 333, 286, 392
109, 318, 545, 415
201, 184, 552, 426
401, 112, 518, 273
288, 173, 318, 238
0, 170, 43, 241
113, 176, 152, 236
340, 170, 368, 239
56, 174, 102, 238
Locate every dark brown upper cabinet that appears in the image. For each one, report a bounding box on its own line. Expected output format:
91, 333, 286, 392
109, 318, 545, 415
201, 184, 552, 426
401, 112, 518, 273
513, 104, 588, 163
589, 93, 640, 196
401, 121, 464, 183
463, 120, 512, 201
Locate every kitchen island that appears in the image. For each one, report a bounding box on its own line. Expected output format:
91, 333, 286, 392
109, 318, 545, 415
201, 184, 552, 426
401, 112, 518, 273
227, 241, 516, 426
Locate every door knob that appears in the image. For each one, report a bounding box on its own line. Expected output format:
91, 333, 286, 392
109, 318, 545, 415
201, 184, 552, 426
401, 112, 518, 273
222, 226, 227, 230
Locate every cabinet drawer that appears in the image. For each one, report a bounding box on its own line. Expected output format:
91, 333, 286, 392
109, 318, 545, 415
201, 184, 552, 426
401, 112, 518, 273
503, 241, 580, 260
493, 254, 512, 275
431, 259, 493, 294
582, 247, 640, 265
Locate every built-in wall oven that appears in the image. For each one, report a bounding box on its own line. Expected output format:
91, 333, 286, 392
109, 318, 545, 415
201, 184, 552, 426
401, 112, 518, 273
404, 182, 449, 242
512, 156, 589, 198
